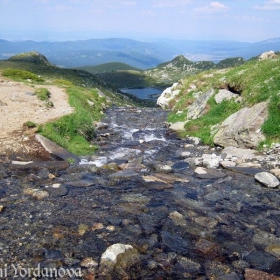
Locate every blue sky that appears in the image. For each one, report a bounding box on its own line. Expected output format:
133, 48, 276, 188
0, 0, 280, 42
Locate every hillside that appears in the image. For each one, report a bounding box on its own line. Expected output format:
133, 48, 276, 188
92, 55, 249, 89
76, 62, 141, 74
160, 52, 280, 149
0, 52, 153, 156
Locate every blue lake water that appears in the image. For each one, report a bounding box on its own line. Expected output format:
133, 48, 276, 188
121, 88, 162, 100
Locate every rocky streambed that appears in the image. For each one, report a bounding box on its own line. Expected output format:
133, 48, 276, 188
0, 106, 280, 279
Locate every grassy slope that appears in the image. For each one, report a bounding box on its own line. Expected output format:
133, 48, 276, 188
167, 57, 280, 147
0, 53, 146, 155
76, 62, 141, 73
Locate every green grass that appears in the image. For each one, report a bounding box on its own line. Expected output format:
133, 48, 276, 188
39, 86, 108, 155
167, 57, 280, 147
35, 88, 50, 101
2, 68, 44, 82
183, 98, 241, 145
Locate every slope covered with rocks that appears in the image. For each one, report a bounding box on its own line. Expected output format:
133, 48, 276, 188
158, 51, 280, 150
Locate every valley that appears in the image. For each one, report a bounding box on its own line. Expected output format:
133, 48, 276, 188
0, 46, 280, 279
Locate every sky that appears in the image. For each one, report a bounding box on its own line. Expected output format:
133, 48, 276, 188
0, 0, 280, 42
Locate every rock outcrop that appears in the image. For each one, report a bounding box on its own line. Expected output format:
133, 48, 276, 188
157, 82, 182, 108
259, 50, 277, 60
213, 101, 268, 148
187, 89, 214, 120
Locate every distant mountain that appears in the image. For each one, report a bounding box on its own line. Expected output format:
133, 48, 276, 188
144, 55, 245, 85
0, 37, 280, 69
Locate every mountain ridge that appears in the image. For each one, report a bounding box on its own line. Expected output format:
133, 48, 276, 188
1, 37, 279, 69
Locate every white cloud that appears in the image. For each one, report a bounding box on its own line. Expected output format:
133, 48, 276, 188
254, 0, 280, 10
194, 1, 229, 13
152, 0, 191, 8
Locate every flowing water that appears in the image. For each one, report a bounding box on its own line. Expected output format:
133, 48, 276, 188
0, 106, 280, 279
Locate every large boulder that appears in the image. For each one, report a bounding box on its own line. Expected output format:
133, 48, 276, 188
157, 82, 182, 108
213, 101, 268, 148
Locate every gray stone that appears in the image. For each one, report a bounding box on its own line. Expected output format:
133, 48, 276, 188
101, 243, 134, 264
214, 102, 268, 148
157, 82, 182, 108
222, 146, 264, 160
255, 172, 280, 188
194, 167, 226, 179
187, 89, 215, 120
214, 89, 238, 104
109, 170, 139, 180
35, 134, 80, 163
11, 160, 70, 170
202, 153, 221, 168
168, 121, 187, 131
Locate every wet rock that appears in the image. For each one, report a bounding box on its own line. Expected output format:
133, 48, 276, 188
45, 183, 68, 196
99, 243, 139, 279
265, 243, 280, 258
65, 180, 95, 187
101, 243, 133, 264
172, 161, 190, 172
255, 172, 280, 188
244, 268, 280, 280
92, 222, 104, 231
175, 256, 202, 276
81, 257, 98, 268
227, 166, 265, 176
202, 153, 221, 168
220, 160, 236, 168
245, 251, 279, 272
108, 170, 139, 180
10, 160, 70, 170
193, 167, 226, 179
270, 169, 280, 179
161, 231, 190, 254
195, 238, 226, 260
23, 188, 49, 200
147, 161, 173, 173
169, 211, 183, 219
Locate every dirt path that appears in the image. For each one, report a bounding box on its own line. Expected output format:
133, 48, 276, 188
0, 76, 73, 157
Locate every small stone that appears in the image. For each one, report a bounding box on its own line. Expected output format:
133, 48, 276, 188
255, 172, 280, 188
194, 167, 226, 179
265, 243, 280, 258
195, 238, 225, 260
0, 205, 4, 212
270, 169, 280, 179
106, 225, 115, 231
81, 257, 98, 268
169, 211, 183, 219
78, 224, 89, 236
32, 190, 49, 200
220, 161, 236, 168
202, 153, 221, 168
92, 223, 104, 231
100, 243, 134, 264
244, 268, 280, 280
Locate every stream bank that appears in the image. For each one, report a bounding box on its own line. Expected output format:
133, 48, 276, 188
1, 106, 280, 279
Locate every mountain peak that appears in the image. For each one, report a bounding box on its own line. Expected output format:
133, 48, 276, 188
8, 52, 53, 66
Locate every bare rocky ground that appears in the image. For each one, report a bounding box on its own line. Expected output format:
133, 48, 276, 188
0, 76, 73, 158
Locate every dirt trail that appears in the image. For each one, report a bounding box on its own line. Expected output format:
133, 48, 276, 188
0, 76, 73, 157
